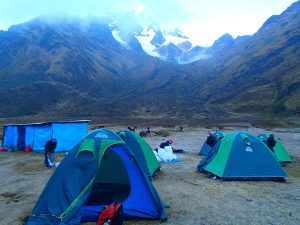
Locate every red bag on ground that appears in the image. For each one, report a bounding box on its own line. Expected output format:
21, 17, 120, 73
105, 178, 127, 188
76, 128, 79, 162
97, 203, 123, 225
25, 145, 32, 152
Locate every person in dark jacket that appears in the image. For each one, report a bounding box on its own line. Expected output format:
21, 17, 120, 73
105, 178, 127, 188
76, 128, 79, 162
266, 134, 276, 152
159, 139, 173, 148
44, 139, 57, 167
206, 131, 217, 147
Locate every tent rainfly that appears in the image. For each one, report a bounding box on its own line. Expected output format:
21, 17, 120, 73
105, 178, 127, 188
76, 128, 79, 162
117, 130, 160, 178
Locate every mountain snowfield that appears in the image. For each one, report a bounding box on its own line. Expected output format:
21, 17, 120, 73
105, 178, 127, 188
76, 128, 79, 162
111, 23, 209, 64
135, 28, 160, 57
105, 10, 217, 64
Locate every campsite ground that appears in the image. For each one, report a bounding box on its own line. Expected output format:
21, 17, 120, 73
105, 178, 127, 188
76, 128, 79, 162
0, 124, 300, 225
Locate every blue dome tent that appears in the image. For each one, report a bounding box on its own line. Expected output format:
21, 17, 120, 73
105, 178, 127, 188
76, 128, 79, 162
25, 129, 167, 224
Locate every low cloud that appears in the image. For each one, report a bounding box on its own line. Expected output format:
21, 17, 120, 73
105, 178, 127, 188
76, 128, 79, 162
0, 0, 297, 46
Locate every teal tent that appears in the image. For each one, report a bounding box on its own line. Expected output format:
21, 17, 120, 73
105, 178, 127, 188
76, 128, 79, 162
257, 134, 292, 164
197, 132, 287, 181
117, 130, 160, 178
25, 129, 166, 224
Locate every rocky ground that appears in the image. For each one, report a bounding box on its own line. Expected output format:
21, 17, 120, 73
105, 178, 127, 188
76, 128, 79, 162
0, 124, 299, 225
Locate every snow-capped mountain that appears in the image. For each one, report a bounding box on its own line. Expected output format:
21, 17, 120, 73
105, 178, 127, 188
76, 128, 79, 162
108, 11, 208, 64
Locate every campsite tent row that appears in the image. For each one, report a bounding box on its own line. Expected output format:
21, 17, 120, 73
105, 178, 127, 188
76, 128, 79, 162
18, 126, 292, 223
197, 132, 288, 181
2, 120, 90, 152
25, 129, 166, 224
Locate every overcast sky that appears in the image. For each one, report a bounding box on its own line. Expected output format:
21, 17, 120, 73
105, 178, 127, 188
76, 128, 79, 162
0, 0, 297, 46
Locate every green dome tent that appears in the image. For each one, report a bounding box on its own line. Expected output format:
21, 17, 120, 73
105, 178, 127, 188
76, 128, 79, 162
257, 134, 292, 164
117, 130, 160, 178
25, 129, 166, 224
197, 132, 288, 181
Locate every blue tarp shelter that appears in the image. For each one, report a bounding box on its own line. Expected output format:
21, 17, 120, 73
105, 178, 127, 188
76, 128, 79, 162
2, 120, 90, 152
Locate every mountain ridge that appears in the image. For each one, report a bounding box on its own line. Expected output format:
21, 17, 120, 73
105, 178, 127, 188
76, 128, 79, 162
0, 1, 299, 120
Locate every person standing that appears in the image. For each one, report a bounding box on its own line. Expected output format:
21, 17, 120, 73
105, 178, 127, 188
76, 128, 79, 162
206, 131, 217, 147
266, 134, 277, 152
44, 139, 57, 167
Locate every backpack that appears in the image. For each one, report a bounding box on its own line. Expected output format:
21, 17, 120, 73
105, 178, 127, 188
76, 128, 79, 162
97, 203, 123, 225
25, 145, 32, 152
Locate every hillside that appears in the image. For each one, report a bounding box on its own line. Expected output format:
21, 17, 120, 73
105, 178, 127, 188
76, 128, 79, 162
196, 1, 300, 116
0, 18, 187, 118
0, 1, 299, 121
